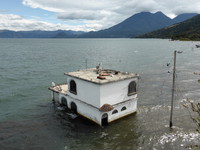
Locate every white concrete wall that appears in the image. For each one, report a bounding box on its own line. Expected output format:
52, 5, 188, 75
59, 94, 102, 125
67, 76, 100, 108
59, 94, 137, 125
107, 98, 137, 123
100, 78, 138, 106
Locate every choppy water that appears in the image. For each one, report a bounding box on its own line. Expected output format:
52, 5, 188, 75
0, 38, 200, 150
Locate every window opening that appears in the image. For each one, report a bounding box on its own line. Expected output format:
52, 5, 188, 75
61, 97, 68, 107
112, 109, 118, 114
121, 106, 127, 111
70, 80, 77, 94
128, 81, 137, 96
71, 102, 77, 114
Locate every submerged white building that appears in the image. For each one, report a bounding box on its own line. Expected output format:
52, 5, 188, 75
49, 67, 139, 126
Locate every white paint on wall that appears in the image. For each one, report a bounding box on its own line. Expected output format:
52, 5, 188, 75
67, 76, 101, 107
100, 78, 138, 106
56, 71, 139, 125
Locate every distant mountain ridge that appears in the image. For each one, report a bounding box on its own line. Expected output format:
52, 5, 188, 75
173, 13, 198, 23
81, 12, 198, 38
0, 12, 198, 38
0, 30, 85, 38
81, 11, 174, 38
137, 14, 200, 40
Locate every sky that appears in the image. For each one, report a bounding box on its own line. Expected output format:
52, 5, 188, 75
0, 0, 200, 31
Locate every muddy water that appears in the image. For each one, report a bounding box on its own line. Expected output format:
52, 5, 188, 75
0, 38, 199, 150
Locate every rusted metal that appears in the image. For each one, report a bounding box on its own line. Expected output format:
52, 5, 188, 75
99, 73, 110, 76
97, 76, 106, 80
99, 104, 114, 112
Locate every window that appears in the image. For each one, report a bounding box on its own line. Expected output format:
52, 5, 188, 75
121, 106, 127, 111
69, 80, 77, 94
128, 81, 137, 96
71, 102, 77, 114
61, 97, 68, 107
112, 109, 118, 114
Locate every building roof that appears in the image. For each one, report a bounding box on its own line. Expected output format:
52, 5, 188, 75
64, 68, 139, 84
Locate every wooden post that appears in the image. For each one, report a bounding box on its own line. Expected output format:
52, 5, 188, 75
170, 50, 176, 128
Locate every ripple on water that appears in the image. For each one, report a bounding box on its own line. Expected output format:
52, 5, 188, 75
153, 131, 200, 149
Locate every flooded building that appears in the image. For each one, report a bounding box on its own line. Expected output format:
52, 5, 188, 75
49, 67, 139, 126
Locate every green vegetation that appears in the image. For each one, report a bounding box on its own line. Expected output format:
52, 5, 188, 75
181, 72, 200, 149
171, 34, 200, 41
183, 99, 200, 129
138, 15, 200, 41
182, 99, 200, 149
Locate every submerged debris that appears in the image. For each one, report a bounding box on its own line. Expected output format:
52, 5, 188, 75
193, 72, 200, 83
182, 99, 200, 127
193, 72, 200, 75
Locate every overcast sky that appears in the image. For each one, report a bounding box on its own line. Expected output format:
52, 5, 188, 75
0, 0, 200, 31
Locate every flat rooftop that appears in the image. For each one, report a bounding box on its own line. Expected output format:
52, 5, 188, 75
65, 68, 139, 84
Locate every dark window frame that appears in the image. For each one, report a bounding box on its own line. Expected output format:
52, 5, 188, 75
128, 81, 137, 96
61, 97, 68, 107
121, 106, 127, 111
71, 102, 77, 114
69, 80, 77, 95
112, 109, 118, 114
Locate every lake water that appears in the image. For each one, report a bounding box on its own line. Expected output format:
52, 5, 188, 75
0, 38, 200, 150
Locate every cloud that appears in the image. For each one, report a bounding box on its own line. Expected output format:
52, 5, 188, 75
2, 0, 200, 31
22, 0, 64, 12
22, 0, 200, 16
0, 14, 96, 31
57, 11, 104, 20
0, 9, 8, 13
22, 0, 200, 31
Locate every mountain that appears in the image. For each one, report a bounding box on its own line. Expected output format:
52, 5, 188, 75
80, 12, 197, 38
52, 30, 85, 38
0, 30, 85, 38
80, 12, 175, 38
0, 11, 197, 38
173, 13, 198, 23
137, 14, 200, 40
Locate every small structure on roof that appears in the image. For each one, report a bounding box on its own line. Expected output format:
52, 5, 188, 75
48, 66, 139, 126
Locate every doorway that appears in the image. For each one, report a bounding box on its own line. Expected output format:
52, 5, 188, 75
101, 113, 108, 126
